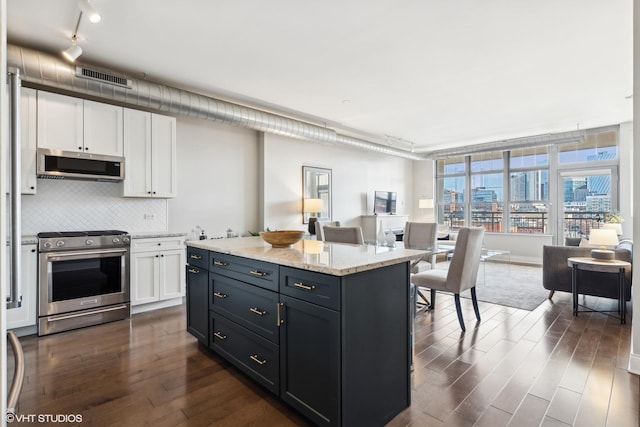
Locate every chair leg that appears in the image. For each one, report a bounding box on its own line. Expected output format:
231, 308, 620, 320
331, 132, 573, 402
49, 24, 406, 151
470, 286, 481, 322
430, 289, 436, 309
548, 290, 555, 299
454, 294, 466, 332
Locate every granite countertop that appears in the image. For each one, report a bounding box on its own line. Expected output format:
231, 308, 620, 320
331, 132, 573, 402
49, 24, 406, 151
187, 236, 426, 276
130, 232, 188, 239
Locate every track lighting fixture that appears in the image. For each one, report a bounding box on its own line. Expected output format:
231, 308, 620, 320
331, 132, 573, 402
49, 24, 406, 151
62, 35, 83, 62
78, 0, 101, 23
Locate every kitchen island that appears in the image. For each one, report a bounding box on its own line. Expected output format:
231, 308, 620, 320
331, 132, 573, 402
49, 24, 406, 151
186, 236, 425, 427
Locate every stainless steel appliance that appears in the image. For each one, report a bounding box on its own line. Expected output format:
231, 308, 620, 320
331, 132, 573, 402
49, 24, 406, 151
37, 230, 131, 336
37, 148, 125, 181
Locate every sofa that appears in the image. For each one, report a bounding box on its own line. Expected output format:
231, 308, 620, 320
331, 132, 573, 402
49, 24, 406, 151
542, 239, 632, 300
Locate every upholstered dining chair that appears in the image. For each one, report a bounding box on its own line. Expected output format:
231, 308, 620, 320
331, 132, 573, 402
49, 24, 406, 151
403, 222, 438, 273
322, 226, 365, 244
411, 227, 485, 331
315, 220, 341, 241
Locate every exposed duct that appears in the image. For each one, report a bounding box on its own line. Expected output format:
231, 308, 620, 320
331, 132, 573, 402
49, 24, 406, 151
7, 44, 423, 160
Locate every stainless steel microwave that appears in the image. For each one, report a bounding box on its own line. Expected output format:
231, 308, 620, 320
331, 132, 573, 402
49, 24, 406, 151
36, 148, 125, 181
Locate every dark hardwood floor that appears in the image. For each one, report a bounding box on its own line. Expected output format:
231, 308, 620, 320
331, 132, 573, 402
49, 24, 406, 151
9, 271, 639, 426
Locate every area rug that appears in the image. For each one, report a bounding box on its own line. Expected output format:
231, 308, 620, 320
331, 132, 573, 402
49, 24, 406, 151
437, 261, 547, 311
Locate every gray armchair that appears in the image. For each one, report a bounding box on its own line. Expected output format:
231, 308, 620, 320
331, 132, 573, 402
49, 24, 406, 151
411, 227, 485, 331
542, 239, 632, 300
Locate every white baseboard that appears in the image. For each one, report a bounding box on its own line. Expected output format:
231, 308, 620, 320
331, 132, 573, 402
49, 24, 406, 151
629, 351, 640, 375
131, 297, 184, 315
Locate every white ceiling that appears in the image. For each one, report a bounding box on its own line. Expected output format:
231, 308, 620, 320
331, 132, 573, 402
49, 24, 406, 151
7, 0, 633, 153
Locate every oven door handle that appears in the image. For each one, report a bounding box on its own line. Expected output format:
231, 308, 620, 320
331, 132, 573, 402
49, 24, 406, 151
46, 304, 129, 322
46, 248, 128, 261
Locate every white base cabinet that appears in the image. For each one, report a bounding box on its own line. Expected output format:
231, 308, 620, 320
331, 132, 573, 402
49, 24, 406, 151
130, 236, 185, 307
7, 243, 38, 332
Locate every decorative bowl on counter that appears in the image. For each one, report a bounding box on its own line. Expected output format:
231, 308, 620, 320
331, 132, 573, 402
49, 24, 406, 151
259, 230, 305, 248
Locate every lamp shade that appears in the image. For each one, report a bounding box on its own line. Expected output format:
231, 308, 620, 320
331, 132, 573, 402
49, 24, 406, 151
418, 198, 434, 209
588, 228, 619, 260
588, 228, 619, 247
303, 198, 323, 213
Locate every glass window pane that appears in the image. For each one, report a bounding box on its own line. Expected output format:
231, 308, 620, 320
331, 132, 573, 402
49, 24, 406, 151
509, 203, 548, 234
471, 172, 503, 201
510, 170, 548, 201
558, 130, 617, 164
470, 152, 503, 172
438, 203, 465, 230
510, 146, 549, 168
437, 176, 465, 203
471, 202, 503, 232
436, 157, 465, 175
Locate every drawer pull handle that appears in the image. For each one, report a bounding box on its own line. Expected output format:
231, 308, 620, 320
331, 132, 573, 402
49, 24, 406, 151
249, 307, 267, 316
213, 331, 227, 340
250, 354, 267, 366
293, 282, 316, 291
189, 254, 202, 260
213, 260, 229, 267
277, 302, 285, 326
213, 292, 228, 299
249, 270, 267, 277
188, 268, 200, 274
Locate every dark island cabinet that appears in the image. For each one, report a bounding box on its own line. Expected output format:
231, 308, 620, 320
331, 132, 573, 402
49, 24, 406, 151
186, 248, 410, 427
186, 247, 209, 345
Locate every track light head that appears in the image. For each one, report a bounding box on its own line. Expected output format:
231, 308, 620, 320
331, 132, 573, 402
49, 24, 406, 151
79, 0, 101, 23
62, 36, 83, 62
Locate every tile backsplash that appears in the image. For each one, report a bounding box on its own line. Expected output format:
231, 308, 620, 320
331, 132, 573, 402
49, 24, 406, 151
20, 180, 167, 235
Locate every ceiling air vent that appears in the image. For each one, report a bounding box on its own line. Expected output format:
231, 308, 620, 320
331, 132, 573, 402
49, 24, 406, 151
75, 66, 132, 89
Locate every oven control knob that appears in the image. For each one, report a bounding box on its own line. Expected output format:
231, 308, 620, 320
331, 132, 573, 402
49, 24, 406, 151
86, 239, 94, 245
43, 241, 52, 248
56, 240, 65, 247
112, 237, 120, 244
123, 237, 130, 243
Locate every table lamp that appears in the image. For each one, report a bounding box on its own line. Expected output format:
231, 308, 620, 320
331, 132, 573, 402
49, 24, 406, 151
304, 198, 323, 235
602, 222, 623, 236
588, 228, 619, 260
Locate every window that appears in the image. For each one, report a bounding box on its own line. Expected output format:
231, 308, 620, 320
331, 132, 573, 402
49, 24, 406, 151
436, 156, 465, 230
509, 146, 549, 233
470, 152, 503, 232
558, 129, 617, 164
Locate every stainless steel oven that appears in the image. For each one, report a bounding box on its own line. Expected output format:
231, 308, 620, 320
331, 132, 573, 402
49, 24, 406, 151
37, 230, 131, 336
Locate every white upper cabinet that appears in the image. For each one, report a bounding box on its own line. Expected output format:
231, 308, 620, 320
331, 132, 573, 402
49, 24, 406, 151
123, 109, 177, 198
83, 99, 124, 156
37, 91, 123, 157
21, 87, 38, 194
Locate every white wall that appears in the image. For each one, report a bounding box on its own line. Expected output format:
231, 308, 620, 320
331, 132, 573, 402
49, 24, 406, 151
412, 160, 435, 221
168, 116, 259, 238
261, 133, 414, 231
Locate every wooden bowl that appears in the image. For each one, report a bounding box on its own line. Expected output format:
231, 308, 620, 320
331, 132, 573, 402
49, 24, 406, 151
259, 230, 305, 248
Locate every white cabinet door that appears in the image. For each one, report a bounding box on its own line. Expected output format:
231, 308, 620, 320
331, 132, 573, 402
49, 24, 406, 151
123, 109, 152, 196
7, 243, 38, 329
130, 252, 159, 306
83, 99, 123, 156
37, 91, 84, 152
151, 114, 177, 198
159, 248, 185, 300
21, 87, 38, 194
123, 110, 176, 198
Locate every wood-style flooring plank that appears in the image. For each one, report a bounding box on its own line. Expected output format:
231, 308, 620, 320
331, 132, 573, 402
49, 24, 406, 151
10, 263, 639, 426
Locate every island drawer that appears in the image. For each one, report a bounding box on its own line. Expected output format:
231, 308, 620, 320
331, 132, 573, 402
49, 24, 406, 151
187, 247, 209, 269
280, 267, 340, 310
210, 312, 279, 395
211, 253, 278, 291
210, 273, 279, 343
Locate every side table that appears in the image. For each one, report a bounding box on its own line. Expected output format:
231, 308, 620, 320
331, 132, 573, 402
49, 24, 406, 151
567, 257, 631, 324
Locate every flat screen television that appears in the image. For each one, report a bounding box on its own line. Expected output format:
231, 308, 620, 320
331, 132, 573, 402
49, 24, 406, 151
373, 191, 397, 214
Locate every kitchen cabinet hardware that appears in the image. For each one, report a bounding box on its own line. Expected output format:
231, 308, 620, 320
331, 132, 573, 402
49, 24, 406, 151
249, 307, 267, 316
213, 260, 229, 267
249, 270, 267, 277
249, 354, 267, 365
293, 281, 315, 291
213, 331, 227, 340
213, 292, 228, 299
188, 268, 199, 274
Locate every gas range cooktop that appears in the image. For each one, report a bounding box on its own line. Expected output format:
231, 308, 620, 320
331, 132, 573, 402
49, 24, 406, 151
37, 230, 129, 238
